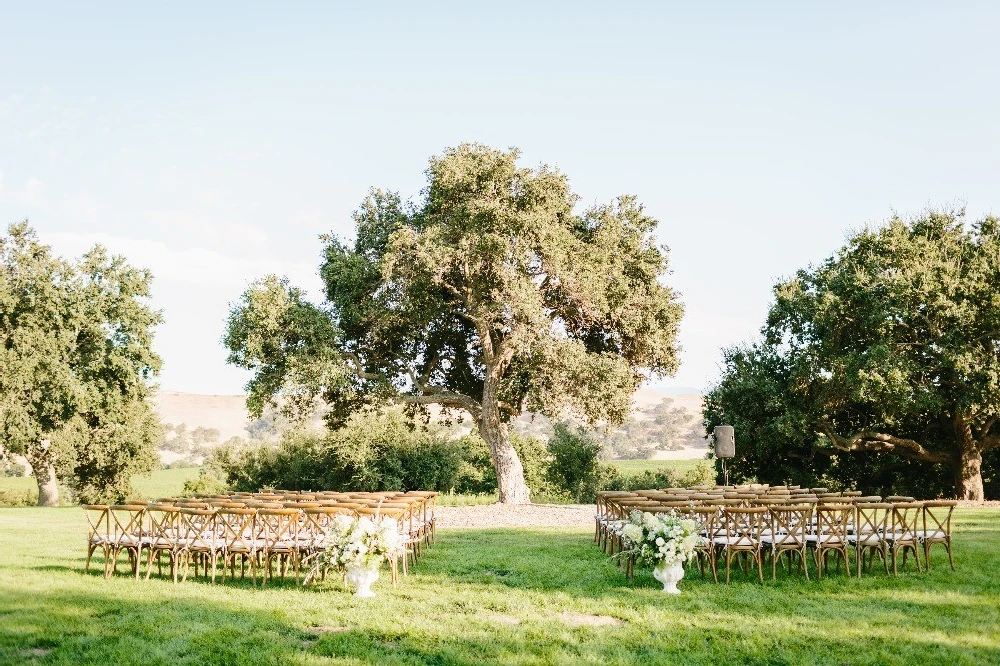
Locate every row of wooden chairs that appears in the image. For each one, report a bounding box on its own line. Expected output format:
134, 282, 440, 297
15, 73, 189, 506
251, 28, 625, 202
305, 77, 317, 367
83, 490, 439, 587
597, 489, 956, 583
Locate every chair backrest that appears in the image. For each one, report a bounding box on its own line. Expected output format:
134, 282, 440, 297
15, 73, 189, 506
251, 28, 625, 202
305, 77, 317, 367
690, 507, 718, 536
178, 508, 217, 550
83, 505, 110, 541
815, 504, 852, 541
854, 502, 891, 536
109, 504, 146, 546
769, 505, 812, 547
216, 508, 257, 552
143, 505, 179, 550
889, 502, 923, 541
722, 507, 767, 547
257, 508, 300, 547
922, 500, 956, 537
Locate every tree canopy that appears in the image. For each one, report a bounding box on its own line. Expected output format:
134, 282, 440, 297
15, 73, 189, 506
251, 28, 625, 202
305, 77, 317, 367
705, 210, 1000, 499
0, 222, 162, 504
225, 143, 684, 502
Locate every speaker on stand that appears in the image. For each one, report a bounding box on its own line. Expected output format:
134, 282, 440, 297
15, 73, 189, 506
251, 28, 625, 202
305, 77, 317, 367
713, 425, 735, 486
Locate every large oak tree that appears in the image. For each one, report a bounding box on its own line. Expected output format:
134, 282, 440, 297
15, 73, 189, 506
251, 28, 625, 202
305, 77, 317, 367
224, 144, 683, 503
708, 210, 1000, 500
0, 222, 162, 505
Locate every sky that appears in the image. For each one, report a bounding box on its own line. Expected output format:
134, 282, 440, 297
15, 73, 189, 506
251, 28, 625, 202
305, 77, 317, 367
2, 2, 998, 395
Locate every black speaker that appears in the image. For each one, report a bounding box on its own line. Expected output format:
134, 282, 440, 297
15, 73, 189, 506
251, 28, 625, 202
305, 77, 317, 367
713, 425, 735, 459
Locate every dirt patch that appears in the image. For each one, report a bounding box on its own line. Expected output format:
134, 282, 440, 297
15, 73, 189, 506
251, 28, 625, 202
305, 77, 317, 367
437, 504, 593, 529
557, 612, 623, 628
307, 625, 350, 633
21, 648, 53, 658
486, 613, 522, 626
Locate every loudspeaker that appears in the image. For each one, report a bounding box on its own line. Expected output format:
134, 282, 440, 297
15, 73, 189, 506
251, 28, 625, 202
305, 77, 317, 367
713, 425, 735, 459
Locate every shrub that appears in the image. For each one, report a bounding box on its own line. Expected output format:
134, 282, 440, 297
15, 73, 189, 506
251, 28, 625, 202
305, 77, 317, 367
211, 408, 467, 493
3, 461, 27, 478
546, 424, 602, 503
0, 487, 37, 507
680, 460, 718, 487
512, 433, 568, 503
182, 469, 228, 496
452, 434, 496, 494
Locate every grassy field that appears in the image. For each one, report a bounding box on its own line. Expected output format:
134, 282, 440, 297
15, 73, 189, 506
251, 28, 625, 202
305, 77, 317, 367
606, 457, 708, 476
0, 468, 202, 504
0, 507, 997, 665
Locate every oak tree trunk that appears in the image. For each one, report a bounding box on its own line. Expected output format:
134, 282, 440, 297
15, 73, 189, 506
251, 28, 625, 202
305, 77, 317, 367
36, 462, 60, 506
955, 446, 984, 502
27, 441, 60, 507
480, 378, 531, 504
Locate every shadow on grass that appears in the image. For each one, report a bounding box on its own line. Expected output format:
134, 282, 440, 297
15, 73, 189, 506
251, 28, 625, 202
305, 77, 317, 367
1, 518, 998, 665
1, 582, 998, 666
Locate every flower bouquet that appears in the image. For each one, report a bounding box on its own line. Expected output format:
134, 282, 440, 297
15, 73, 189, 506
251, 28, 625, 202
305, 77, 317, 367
303, 513, 404, 597
616, 510, 700, 593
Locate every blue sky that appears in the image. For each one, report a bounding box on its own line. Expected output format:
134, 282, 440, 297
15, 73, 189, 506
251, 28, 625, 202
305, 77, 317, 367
2, 2, 998, 395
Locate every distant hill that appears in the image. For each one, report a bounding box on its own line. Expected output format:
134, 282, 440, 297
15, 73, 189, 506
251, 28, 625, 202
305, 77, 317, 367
154, 392, 252, 443
151, 388, 708, 461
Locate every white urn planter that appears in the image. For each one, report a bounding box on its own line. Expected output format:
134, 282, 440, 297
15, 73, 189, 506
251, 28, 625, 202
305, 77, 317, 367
653, 560, 685, 594
346, 565, 379, 598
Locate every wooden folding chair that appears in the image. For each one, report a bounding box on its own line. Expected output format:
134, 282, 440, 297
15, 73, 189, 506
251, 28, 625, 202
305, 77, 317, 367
216, 508, 258, 584
715, 506, 767, 583
177, 508, 221, 583
108, 504, 147, 580
919, 500, 957, 571
886, 502, 923, 574
762, 504, 812, 581
83, 505, 111, 576
809, 504, 852, 578
144, 504, 182, 583
850, 502, 890, 577
258, 508, 301, 585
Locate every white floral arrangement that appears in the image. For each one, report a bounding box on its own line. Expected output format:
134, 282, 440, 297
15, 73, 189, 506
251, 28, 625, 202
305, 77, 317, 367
303, 513, 404, 583
617, 510, 700, 568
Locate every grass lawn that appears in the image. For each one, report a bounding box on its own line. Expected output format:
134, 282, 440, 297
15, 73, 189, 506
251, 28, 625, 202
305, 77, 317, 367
0, 468, 202, 504
606, 457, 709, 476
1, 508, 998, 665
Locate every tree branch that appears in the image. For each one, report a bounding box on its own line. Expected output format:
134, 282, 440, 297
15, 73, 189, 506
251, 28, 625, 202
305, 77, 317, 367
346, 349, 482, 420
342, 352, 383, 381
816, 421, 951, 463
399, 391, 481, 419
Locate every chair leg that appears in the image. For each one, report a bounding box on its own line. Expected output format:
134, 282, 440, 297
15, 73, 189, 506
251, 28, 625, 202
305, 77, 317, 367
85, 543, 96, 574
946, 538, 955, 571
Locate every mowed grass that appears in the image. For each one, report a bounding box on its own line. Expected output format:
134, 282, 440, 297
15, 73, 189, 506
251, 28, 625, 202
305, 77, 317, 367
0, 468, 201, 503
1, 508, 998, 665
606, 457, 708, 476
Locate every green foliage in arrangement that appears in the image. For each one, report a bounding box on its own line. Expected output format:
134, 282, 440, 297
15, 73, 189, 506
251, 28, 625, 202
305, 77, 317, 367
223, 144, 684, 503
705, 210, 1000, 500
0, 222, 162, 505
1, 507, 998, 665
